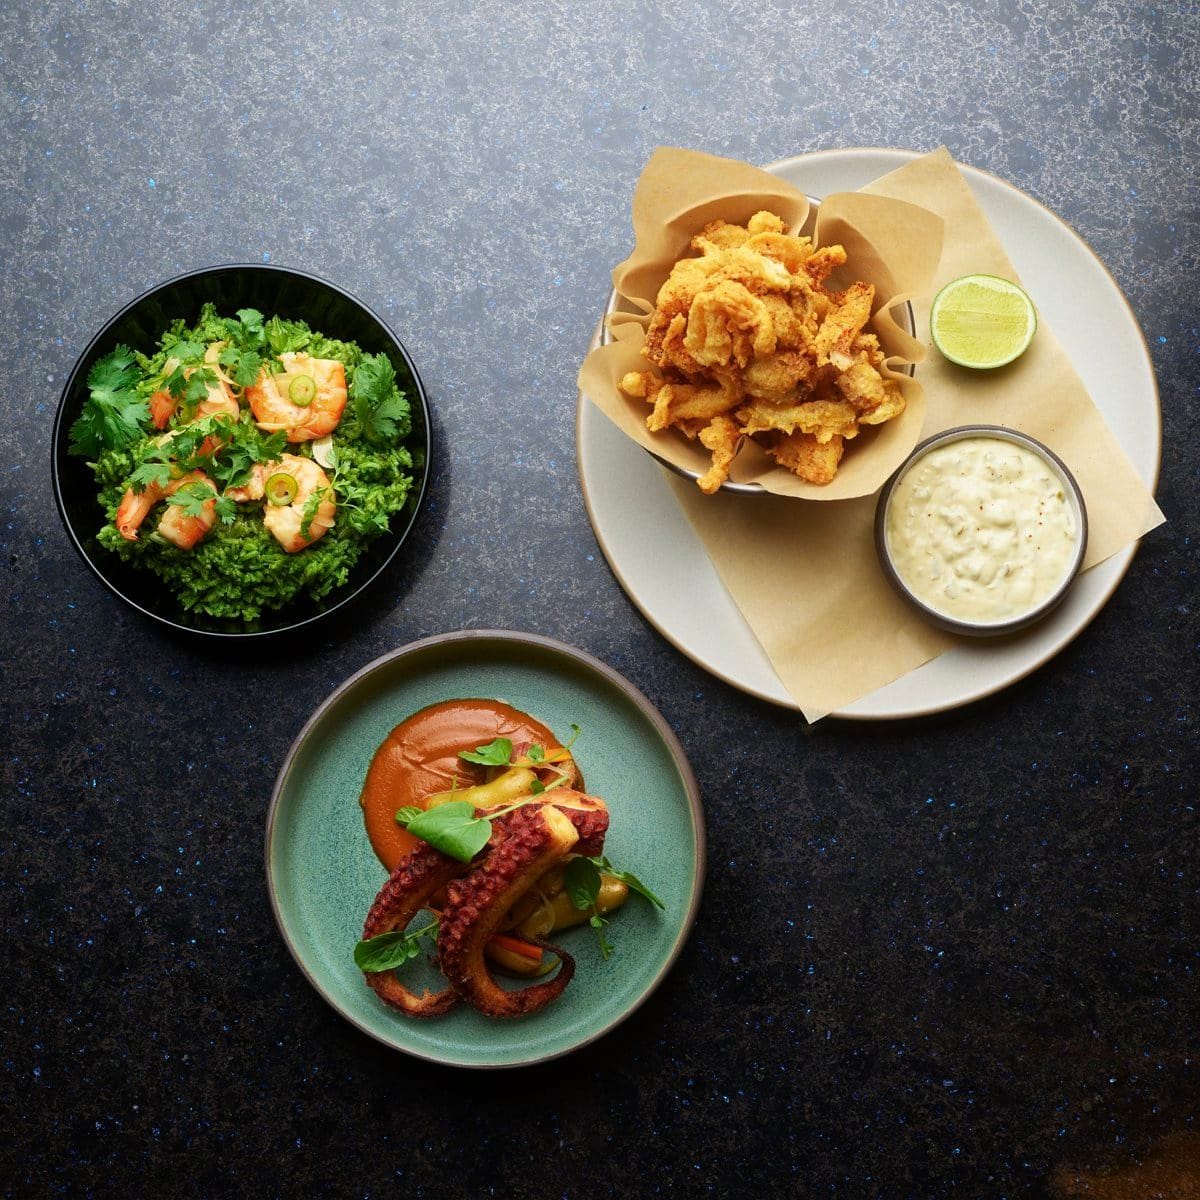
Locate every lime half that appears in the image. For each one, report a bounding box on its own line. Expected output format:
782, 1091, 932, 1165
930, 274, 1037, 369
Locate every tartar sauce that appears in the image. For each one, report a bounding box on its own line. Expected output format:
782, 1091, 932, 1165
884, 437, 1079, 624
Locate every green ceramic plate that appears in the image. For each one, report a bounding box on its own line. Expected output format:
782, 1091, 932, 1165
265, 630, 705, 1068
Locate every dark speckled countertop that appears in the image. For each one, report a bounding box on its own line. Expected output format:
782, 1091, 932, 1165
2, 3, 1196, 1197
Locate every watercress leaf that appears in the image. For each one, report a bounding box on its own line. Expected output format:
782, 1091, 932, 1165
394, 805, 424, 827
353, 920, 438, 972
588, 856, 666, 909
564, 856, 601, 912
527, 745, 544, 763
404, 801, 491, 863
458, 737, 513, 767
530, 779, 545, 795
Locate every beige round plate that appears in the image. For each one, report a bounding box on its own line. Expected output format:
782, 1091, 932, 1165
576, 148, 1161, 720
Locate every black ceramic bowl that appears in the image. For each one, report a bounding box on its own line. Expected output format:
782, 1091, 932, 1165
51, 264, 432, 640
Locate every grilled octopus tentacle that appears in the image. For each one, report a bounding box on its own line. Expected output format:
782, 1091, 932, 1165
548, 791, 609, 857
438, 805, 580, 1018
360, 842, 467, 1017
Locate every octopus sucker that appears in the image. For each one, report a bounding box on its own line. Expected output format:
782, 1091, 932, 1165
360, 842, 468, 1018
437, 805, 581, 1018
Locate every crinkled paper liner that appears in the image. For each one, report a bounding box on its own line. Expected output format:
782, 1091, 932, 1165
578, 145, 945, 500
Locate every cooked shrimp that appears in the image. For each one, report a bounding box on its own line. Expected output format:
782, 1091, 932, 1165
246, 352, 347, 442
228, 453, 335, 553
115, 470, 218, 550
149, 352, 240, 430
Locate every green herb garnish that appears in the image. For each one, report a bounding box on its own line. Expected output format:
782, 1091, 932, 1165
458, 737, 514, 767
564, 854, 665, 960
165, 480, 217, 518
353, 919, 439, 972
350, 353, 410, 446
564, 857, 612, 960
68, 346, 150, 457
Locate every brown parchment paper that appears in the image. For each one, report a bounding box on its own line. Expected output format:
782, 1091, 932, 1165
659, 147, 1164, 720
578, 146, 945, 500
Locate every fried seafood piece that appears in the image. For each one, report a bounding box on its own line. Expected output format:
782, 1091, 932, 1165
360, 841, 469, 1017
738, 398, 860, 444
630, 377, 739, 433
741, 349, 814, 401
683, 281, 777, 368
800, 244, 848, 289
765, 430, 846, 485
438, 805, 581, 1018
628, 209, 908, 489
696, 415, 741, 494
812, 281, 875, 370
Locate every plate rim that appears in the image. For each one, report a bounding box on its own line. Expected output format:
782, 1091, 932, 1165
263, 628, 707, 1068
576, 146, 1162, 720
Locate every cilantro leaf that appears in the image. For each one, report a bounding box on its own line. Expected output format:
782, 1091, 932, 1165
458, 737, 513, 767
230, 351, 263, 389
127, 461, 172, 494
213, 495, 236, 524
68, 345, 149, 456
166, 480, 216, 518
353, 920, 439, 973
165, 339, 206, 365
350, 353, 410, 445
299, 487, 329, 541
264, 315, 311, 355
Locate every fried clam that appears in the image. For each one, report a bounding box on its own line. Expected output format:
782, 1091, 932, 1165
437, 804, 582, 1019
618, 209, 906, 490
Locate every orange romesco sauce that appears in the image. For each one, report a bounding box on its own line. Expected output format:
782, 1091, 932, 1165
359, 699, 565, 872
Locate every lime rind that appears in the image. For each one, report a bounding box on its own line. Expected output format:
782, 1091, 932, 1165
930, 274, 1038, 369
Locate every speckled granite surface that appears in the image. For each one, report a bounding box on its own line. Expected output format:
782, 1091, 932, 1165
2, 2, 1196, 1197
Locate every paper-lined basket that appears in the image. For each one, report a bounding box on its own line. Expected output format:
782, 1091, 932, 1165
578, 147, 946, 500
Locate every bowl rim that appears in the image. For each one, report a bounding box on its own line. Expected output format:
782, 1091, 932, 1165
50, 262, 432, 640
873, 423, 1090, 638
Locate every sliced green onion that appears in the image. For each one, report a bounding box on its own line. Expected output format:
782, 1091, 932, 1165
265, 472, 298, 506
288, 374, 317, 406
